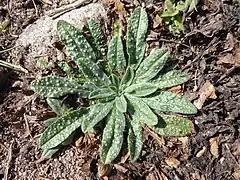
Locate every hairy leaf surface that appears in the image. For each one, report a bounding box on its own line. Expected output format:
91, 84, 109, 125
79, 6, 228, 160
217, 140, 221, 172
143, 91, 197, 114
115, 95, 127, 113
31, 76, 88, 98
40, 108, 88, 150
120, 66, 134, 90
108, 35, 126, 73
81, 102, 114, 133
124, 82, 158, 97
151, 70, 188, 89
127, 7, 148, 68
88, 19, 106, 56
57, 20, 96, 62
127, 117, 142, 162
126, 95, 158, 126
89, 87, 116, 99
135, 48, 169, 82
77, 58, 110, 86
151, 113, 192, 136
100, 106, 125, 164
46, 98, 68, 116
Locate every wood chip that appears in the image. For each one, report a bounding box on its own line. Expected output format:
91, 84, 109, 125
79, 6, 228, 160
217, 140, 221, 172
194, 80, 217, 109
209, 137, 219, 158
165, 157, 180, 168
196, 146, 206, 157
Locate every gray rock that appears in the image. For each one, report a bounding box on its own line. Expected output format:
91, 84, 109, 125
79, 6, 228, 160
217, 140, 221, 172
15, 3, 107, 70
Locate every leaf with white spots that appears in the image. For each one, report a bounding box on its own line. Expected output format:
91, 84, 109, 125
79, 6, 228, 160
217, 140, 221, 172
151, 113, 192, 136
107, 35, 126, 73
126, 7, 148, 68
57, 20, 96, 63
127, 117, 142, 162
151, 70, 188, 89
100, 105, 125, 164
46, 98, 68, 116
89, 87, 116, 99
126, 95, 158, 126
31, 76, 89, 98
115, 95, 127, 113
143, 91, 197, 114
81, 102, 114, 133
88, 19, 107, 57
77, 58, 110, 87
135, 48, 169, 82
124, 82, 158, 97
120, 66, 135, 90
110, 74, 121, 90
40, 108, 88, 150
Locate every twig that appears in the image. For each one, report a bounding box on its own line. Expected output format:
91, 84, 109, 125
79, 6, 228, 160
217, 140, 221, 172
158, 38, 190, 48
31, 0, 39, 16
46, 0, 92, 19
0, 60, 28, 73
0, 46, 19, 54
4, 142, 13, 180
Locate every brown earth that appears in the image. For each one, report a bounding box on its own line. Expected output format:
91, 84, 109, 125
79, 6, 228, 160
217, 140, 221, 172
0, 0, 240, 179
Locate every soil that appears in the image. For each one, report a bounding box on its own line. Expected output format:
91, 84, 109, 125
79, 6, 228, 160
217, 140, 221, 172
0, 0, 240, 179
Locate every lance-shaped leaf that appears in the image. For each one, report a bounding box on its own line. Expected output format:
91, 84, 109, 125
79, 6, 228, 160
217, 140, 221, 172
151, 70, 188, 89
127, 117, 142, 162
31, 76, 88, 98
77, 58, 110, 86
120, 66, 134, 90
40, 108, 88, 150
89, 87, 116, 99
88, 19, 106, 57
143, 91, 197, 114
126, 7, 148, 68
135, 48, 169, 82
151, 113, 192, 136
46, 98, 68, 116
110, 74, 121, 90
115, 95, 127, 113
124, 82, 158, 97
81, 102, 114, 133
107, 35, 126, 73
42, 147, 60, 159
57, 20, 96, 62
100, 105, 125, 164
126, 95, 158, 126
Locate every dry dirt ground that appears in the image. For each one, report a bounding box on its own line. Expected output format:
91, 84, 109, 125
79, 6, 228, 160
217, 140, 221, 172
0, 0, 240, 179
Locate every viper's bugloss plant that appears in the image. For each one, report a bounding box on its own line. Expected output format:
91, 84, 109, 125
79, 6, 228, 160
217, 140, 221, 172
31, 7, 197, 164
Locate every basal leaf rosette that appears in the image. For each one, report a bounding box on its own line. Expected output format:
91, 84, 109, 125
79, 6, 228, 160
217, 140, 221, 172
31, 7, 197, 164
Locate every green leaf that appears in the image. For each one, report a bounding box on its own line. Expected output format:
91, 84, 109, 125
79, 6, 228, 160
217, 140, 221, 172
40, 108, 88, 150
44, 117, 58, 127
57, 20, 96, 62
107, 35, 126, 73
151, 113, 192, 136
175, 1, 187, 12
100, 105, 125, 164
89, 87, 116, 99
115, 95, 127, 113
42, 147, 60, 158
127, 117, 142, 162
135, 48, 169, 82
151, 70, 188, 89
126, 95, 158, 126
161, 0, 179, 17
46, 98, 68, 116
56, 61, 73, 75
110, 74, 121, 90
88, 19, 106, 57
77, 58, 110, 87
124, 82, 158, 97
143, 91, 197, 114
120, 66, 134, 90
81, 102, 114, 133
126, 7, 148, 68
31, 76, 89, 98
